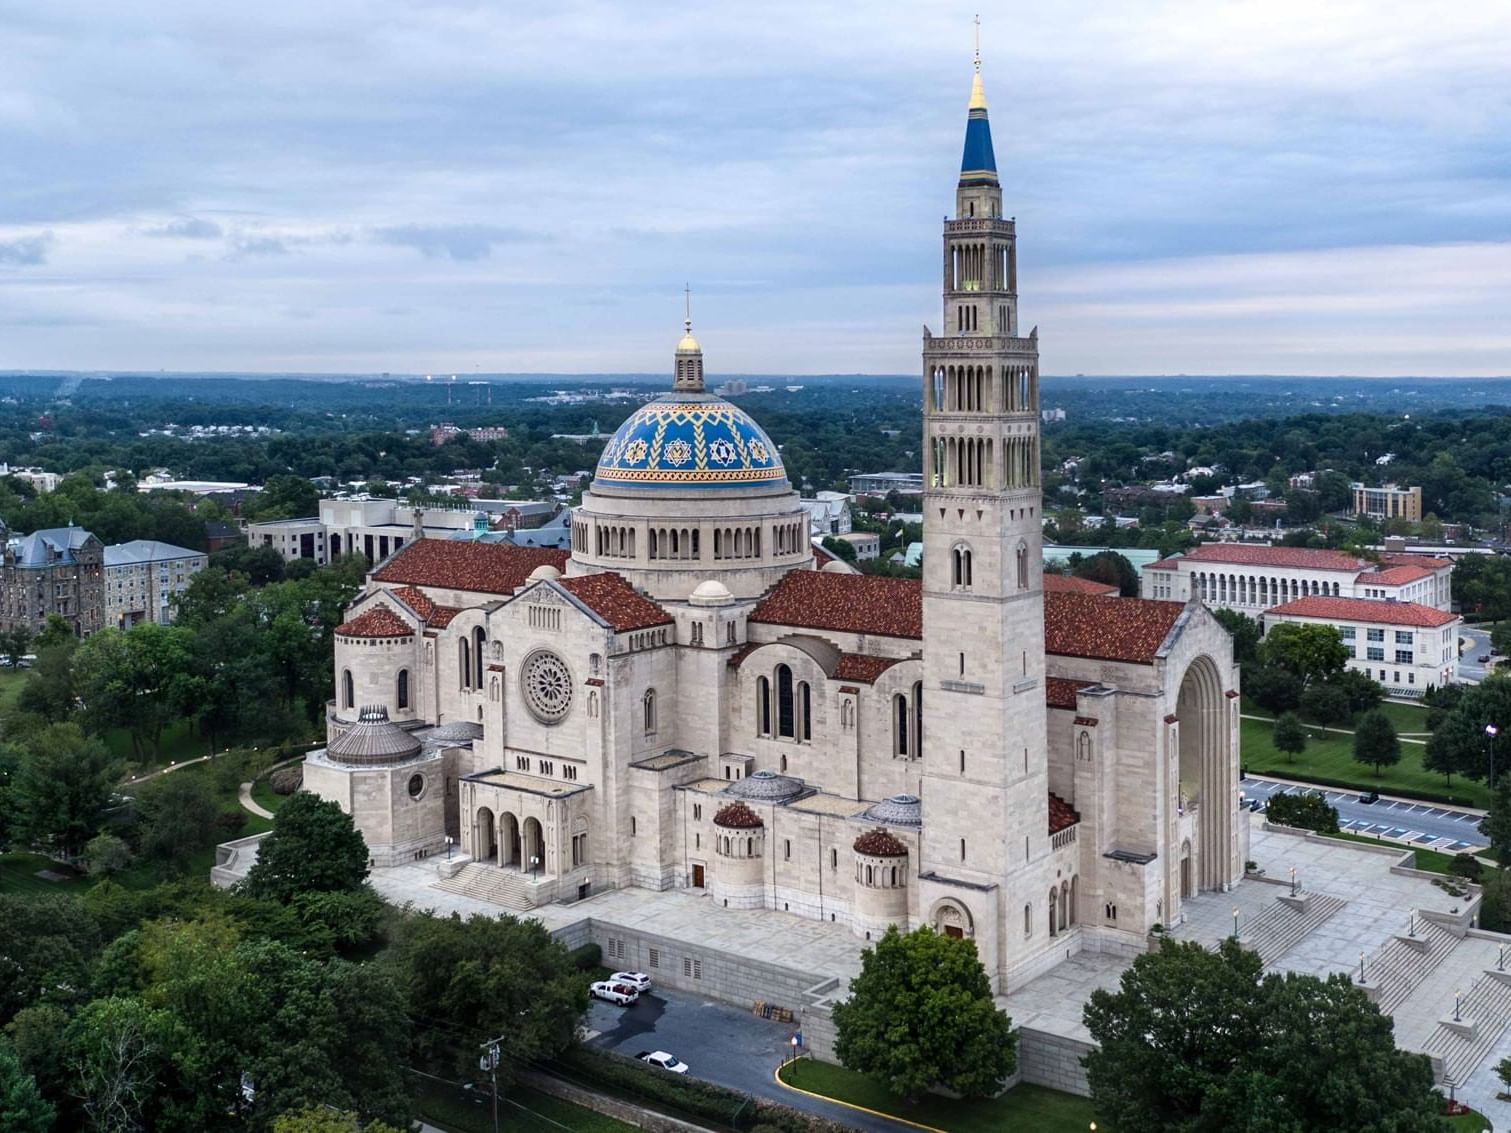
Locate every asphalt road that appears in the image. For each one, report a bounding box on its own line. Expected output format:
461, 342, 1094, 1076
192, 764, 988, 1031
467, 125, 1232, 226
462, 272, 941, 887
584, 987, 917, 1133
1244, 775, 1486, 851
1459, 624, 1494, 683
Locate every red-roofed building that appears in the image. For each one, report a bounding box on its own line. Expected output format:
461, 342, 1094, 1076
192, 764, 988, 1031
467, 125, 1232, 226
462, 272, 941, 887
1043, 573, 1119, 598
374, 539, 568, 597
1264, 595, 1459, 694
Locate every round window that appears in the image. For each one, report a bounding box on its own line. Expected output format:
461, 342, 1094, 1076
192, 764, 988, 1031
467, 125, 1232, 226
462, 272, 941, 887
407, 773, 424, 799
521, 649, 574, 724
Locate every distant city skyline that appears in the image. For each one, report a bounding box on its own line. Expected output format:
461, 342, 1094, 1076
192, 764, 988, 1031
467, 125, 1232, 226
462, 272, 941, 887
1, 2, 1508, 376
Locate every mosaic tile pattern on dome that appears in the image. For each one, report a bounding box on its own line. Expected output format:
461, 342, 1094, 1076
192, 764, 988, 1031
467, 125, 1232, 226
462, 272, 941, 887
594, 400, 788, 488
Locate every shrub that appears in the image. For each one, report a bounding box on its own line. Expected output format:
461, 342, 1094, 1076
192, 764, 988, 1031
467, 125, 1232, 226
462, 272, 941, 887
568, 942, 602, 971
269, 766, 304, 795
1265, 791, 1339, 834
1451, 853, 1484, 880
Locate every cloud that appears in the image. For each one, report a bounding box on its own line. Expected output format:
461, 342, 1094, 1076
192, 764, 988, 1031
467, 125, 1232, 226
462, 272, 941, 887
142, 216, 223, 239
0, 233, 53, 265
373, 224, 534, 261
226, 235, 288, 258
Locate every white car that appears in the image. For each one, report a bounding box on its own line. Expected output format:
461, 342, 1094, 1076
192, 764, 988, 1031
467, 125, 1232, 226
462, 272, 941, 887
611, 971, 652, 993
637, 1050, 689, 1074
590, 981, 638, 1006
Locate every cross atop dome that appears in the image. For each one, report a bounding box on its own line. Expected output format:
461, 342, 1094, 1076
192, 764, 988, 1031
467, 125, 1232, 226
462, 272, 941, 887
673, 285, 705, 392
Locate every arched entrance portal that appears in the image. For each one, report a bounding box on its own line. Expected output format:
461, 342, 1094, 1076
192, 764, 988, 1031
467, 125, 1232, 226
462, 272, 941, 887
500, 812, 521, 868
475, 807, 497, 865
1176, 655, 1232, 892
523, 817, 545, 876
932, 900, 973, 940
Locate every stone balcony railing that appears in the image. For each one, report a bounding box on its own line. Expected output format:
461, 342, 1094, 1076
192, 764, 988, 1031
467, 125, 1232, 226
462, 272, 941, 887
1051, 823, 1078, 851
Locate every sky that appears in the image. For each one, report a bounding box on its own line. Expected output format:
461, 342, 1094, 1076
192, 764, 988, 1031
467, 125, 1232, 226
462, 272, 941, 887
1, 1, 1510, 377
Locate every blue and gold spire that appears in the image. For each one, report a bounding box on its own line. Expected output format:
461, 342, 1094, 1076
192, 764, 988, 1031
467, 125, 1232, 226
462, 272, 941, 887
958, 20, 998, 189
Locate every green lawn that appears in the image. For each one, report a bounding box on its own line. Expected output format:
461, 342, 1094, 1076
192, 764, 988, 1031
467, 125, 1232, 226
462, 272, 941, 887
103, 717, 210, 774
1242, 716, 1491, 809
0, 851, 92, 896
1448, 1108, 1492, 1131
251, 776, 287, 816
415, 1080, 635, 1133
1241, 696, 1431, 736
0, 667, 26, 712
778, 1058, 1096, 1132
1323, 831, 1470, 874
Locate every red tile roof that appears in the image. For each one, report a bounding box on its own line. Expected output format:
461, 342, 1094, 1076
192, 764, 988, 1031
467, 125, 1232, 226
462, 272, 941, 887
812, 543, 836, 568
1360, 565, 1434, 585
1265, 595, 1457, 628
1380, 553, 1454, 571
388, 585, 437, 621
557, 572, 673, 632
1044, 593, 1185, 665
1146, 558, 1182, 571
713, 802, 763, 829
1045, 676, 1095, 709
1043, 574, 1119, 597
834, 653, 904, 683
853, 828, 908, 856
1168, 544, 1367, 572
336, 602, 413, 639
372, 540, 568, 595
1049, 792, 1080, 835
427, 606, 462, 628
749, 571, 923, 639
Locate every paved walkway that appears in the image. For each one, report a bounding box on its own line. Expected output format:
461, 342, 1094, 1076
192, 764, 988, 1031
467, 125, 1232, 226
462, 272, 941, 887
238, 782, 274, 819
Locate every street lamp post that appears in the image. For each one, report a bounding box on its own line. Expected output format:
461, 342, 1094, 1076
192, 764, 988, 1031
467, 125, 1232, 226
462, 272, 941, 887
479, 1036, 504, 1133
1455, 991, 1462, 1023
1232, 907, 1240, 940
445, 835, 454, 860
1289, 867, 1297, 897
531, 854, 540, 880
1486, 723, 1499, 791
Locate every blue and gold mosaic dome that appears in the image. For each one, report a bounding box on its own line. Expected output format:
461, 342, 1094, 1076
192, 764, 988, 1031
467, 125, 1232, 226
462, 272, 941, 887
594, 396, 789, 490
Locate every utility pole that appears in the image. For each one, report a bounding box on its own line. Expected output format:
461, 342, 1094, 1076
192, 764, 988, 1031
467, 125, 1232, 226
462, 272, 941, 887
480, 1035, 505, 1133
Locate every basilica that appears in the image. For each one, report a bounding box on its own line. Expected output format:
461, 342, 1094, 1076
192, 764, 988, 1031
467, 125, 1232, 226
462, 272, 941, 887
305, 57, 1246, 992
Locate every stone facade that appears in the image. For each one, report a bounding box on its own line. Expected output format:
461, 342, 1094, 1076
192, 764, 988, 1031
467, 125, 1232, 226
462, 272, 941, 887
305, 60, 1244, 995
103, 539, 207, 628
0, 526, 105, 637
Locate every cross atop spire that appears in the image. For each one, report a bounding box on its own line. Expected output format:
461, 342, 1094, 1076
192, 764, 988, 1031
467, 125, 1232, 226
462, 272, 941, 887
960, 23, 997, 187
684, 283, 693, 337
674, 285, 704, 392
974, 13, 981, 72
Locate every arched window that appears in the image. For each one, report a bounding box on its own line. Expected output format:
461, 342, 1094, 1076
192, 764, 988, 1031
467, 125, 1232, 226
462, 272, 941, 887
1016, 542, 1029, 590
473, 627, 486, 689
779, 753, 787, 772
911, 681, 923, 758
459, 638, 471, 690
951, 544, 973, 589
1024, 903, 1032, 937
894, 693, 909, 757
757, 676, 772, 736
865, 865, 874, 886
342, 669, 354, 709
643, 689, 657, 734
776, 664, 795, 739
799, 681, 811, 742
396, 669, 410, 710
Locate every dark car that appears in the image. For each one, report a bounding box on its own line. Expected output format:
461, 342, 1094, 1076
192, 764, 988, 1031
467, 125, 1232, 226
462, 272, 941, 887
1359, 790, 1380, 804
1480, 654, 1492, 663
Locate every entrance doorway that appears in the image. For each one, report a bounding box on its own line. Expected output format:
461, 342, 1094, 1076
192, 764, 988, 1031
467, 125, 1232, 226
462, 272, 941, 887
943, 924, 963, 940
692, 864, 705, 888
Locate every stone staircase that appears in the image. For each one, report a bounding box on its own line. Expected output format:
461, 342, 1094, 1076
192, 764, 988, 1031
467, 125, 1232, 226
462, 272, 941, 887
435, 863, 535, 911
1243, 892, 1347, 966
1424, 970, 1511, 1090
1362, 921, 1461, 1016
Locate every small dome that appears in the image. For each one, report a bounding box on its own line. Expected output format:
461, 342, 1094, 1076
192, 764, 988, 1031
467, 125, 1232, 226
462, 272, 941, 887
528, 564, 562, 582
713, 801, 764, 829
726, 769, 805, 803
689, 579, 734, 607
854, 828, 909, 857
820, 559, 850, 573
865, 793, 923, 827
425, 720, 484, 745
327, 705, 423, 767
677, 333, 701, 353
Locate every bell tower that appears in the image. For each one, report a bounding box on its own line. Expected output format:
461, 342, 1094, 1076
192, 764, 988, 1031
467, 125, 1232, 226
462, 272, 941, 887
917, 40, 1047, 981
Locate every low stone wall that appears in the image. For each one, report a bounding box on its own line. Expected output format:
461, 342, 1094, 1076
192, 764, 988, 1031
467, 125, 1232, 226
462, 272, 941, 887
518, 1068, 719, 1133
210, 832, 268, 889
1015, 1026, 1094, 1096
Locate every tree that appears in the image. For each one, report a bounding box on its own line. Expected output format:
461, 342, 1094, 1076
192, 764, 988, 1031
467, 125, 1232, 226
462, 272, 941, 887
63, 996, 181, 1133
0, 1037, 53, 1133
1494, 619, 1511, 659
1334, 667, 1385, 718
1259, 623, 1349, 690
73, 624, 197, 760
832, 925, 1015, 1100
1272, 712, 1307, 762
273, 1108, 405, 1133
243, 792, 370, 903
135, 770, 225, 872
1243, 663, 1302, 715
0, 893, 102, 1024
1210, 608, 1260, 665
1479, 777, 1511, 866
1299, 681, 1350, 725
7, 723, 123, 857
1353, 710, 1401, 776
1425, 673, 1511, 785
1073, 550, 1139, 597
395, 911, 587, 1083
0, 626, 31, 669
16, 638, 79, 722
245, 475, 320, 522
1083, 937, 1442, 1133
1264, 791, 1339, 834
84, 832, 133, 876
33, 613, 75, 651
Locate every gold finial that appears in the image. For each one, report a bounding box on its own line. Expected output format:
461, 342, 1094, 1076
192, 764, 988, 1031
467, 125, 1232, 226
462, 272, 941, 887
968, 16, 988, 110
684, 282, 692, 336
974, 13, 981, 72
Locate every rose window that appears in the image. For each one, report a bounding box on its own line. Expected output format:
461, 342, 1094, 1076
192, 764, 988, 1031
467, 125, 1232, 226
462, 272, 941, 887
522, 650, 573, 723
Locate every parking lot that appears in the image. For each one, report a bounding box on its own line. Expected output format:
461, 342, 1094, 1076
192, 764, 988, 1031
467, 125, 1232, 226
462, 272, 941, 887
583, 985, 913, 1133
1244, 775, 1484, 851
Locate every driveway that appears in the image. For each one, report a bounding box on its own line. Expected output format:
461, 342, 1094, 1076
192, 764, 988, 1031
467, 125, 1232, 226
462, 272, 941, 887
1459, 625, 1494, 683
584, 987, 920, 1133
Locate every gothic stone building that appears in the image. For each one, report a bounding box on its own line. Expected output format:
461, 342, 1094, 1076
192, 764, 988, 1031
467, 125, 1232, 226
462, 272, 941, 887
306, 60, 1246, 992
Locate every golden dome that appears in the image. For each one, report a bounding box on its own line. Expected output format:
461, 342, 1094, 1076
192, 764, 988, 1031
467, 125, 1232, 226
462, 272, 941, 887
677, 332, 702, 353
